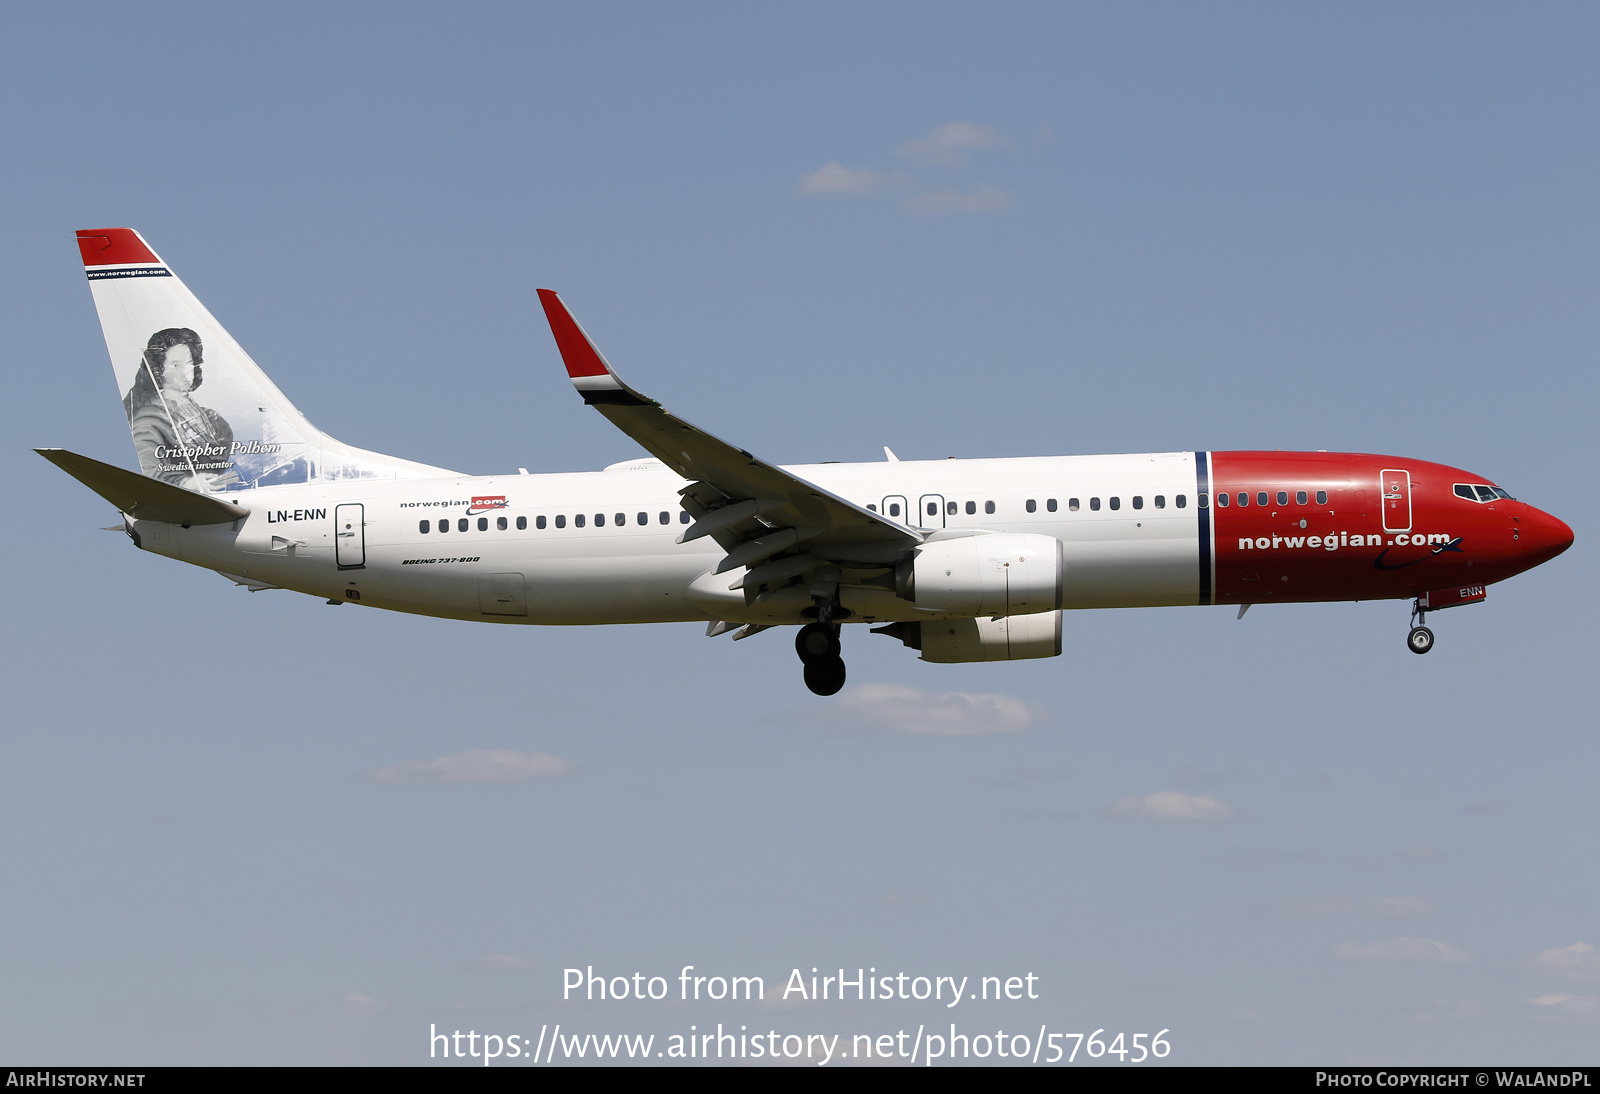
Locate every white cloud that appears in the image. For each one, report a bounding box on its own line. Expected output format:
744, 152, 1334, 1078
1532, 942, 1600, 983
1284, 897, 1434, 919
1395, 999, 1484, 1023
1526, 993, 1600, 1020
475, 954, 531, 973
341, 992, 386, 1017
1109, 790, 1237, 822
364, 749, 575, 785
896, 121, 1005, 167
795, 162, 898, 195
1332, 938, 1472, 965
903, 185, 1011, 215
1396, 844, 1447, 864
832, 683, 1034, 736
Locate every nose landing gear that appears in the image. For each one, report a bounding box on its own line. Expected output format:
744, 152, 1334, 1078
795, 621, 846, 696
1406, 600, 1434, 655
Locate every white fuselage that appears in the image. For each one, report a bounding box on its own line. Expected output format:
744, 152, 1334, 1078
133, 452, 1206, 625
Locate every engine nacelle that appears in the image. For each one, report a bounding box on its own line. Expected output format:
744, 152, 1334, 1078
897, 533, 1063, 617
874, 613, 1063, 663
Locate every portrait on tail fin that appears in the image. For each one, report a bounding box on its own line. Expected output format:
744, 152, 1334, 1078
122, 327, 240, 490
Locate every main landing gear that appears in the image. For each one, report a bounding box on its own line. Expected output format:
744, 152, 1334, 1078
796, 621, 846, 696
1406, 600, 1434, 656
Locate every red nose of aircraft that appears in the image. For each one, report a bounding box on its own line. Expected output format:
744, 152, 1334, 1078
1520, 504, 1575, 567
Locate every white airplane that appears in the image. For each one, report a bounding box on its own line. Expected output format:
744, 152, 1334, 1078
43, 229, 1572, 695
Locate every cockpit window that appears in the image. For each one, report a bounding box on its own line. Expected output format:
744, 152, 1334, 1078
1455, 482, 1513, 503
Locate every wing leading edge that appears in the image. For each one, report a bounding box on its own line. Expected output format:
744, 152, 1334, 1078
535, 290, 921, 596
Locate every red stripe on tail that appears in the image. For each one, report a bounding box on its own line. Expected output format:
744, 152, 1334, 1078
76, 228, 159, 266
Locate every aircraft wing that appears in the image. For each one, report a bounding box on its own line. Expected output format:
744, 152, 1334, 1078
537, 290, 921, 577
38, 448, 249, 525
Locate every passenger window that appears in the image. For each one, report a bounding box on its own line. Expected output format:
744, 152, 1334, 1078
1238, 493, 1249, 507
1276, 491, 1287, 506
458, 518, 469, 532
927, 502, 938, 517
419, 520, 430, 534
1132, 496, 1143, 510
1046, 498, 1057, 512
438, 519, 449, 532
575, 514, 585, 528
478, 517, 488, 531
530, 516, 540, 530
1109, 497, 1121, 511
888, 502, 901, 517
867, 504, 877, 512
637, 512, 647, 526
965, 501, 976, 515
1216, 493, 1229, 507
680, 512, 691, 524
1316, 490, 1327, 504
1090, 497, 1101, 511
1177, 495, 1187, 509
1154, 495, 1165, 509
1257, 492, 1268, 507
985, 500, 996, 514
1296, 490, 1307, 505
1069, 498, 1080, 511
616, 513, 625, 526
556, 515, 566, 528
497, 516, 507, 530
659, 512, 670, 524
593, 513, 604, 527
946, 501, 957, 516
1026, 499, 1037, 513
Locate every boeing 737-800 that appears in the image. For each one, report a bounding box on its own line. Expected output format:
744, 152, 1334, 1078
41, 229, 1574, 695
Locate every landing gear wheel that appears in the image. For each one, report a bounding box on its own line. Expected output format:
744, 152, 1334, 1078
1407, 626, 1435, 655
804, 656, 847, 696
795, 622, 841, 664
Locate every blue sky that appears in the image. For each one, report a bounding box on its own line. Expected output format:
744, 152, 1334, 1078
1, 1, 1597, 1065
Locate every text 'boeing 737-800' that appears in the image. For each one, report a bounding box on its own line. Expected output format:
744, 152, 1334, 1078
41, 229, 1573, 694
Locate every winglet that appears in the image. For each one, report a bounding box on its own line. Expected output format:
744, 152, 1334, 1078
536, 289, 649, 406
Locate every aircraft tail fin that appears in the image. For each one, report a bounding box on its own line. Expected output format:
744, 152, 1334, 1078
76, 228, 454, 492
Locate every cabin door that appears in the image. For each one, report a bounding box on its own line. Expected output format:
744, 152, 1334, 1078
1380, 470, 1412, 533
334, 503, 366, 569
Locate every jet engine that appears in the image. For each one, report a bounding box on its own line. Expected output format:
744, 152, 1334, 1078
895, 533, 1064, 617
872, 612, 1063, 663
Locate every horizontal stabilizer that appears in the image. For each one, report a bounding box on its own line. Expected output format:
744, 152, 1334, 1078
37, 448, 249, 525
